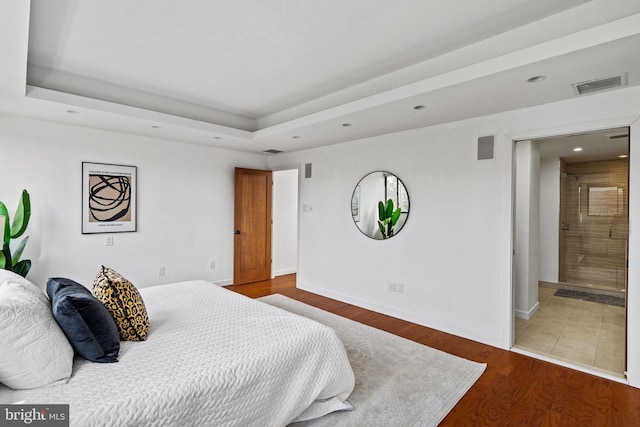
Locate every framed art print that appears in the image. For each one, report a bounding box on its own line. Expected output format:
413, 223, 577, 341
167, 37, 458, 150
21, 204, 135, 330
82, 162, 137, 233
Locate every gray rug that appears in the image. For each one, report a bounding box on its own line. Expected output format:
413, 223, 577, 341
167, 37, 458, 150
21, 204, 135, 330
259, 294, 486, 427
554, 289, 625, 307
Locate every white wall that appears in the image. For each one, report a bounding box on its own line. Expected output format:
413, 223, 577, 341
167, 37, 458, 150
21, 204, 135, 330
271, 123, 512, 347
268, 85, 640, 388
539, 157, 560, 282
272, 169, 298, 276
0, 114, 267, 288
514, 141, 540, 319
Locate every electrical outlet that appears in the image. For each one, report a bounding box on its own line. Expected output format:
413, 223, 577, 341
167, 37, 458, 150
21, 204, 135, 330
388, 282, 404, 293
158, 267, 165, 276
105, 236, 113, 246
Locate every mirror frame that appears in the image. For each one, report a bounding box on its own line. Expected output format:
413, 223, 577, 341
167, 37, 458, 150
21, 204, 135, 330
351, 171, 410, 240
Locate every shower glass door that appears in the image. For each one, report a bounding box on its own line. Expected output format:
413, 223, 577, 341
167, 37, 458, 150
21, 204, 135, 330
560, 159, 629, 291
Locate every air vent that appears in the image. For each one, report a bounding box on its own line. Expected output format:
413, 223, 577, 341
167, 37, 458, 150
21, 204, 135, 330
263, 149, 283, 154
572, 73, 627, 95
477, 135, 495, 160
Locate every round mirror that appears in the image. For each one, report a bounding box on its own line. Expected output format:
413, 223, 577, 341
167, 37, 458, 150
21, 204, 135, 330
351, 171, 410, 239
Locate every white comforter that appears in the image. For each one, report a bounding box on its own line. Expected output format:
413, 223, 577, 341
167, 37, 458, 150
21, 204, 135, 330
0, 280, 355, 426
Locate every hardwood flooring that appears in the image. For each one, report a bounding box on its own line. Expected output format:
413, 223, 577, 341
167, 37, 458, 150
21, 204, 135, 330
227, 274, 640, 426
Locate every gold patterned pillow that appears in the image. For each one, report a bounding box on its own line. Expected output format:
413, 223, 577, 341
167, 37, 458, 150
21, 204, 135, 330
92, 266, 149, 341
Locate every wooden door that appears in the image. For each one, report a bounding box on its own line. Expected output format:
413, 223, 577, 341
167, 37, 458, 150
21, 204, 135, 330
234, 168, 272, 285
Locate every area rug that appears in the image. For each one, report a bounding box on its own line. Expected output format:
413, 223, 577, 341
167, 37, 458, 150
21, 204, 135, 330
554, 288, 625, 307
259, 294, 486, 427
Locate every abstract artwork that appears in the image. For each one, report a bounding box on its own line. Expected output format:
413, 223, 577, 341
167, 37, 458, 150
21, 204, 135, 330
82, 162, 137, 233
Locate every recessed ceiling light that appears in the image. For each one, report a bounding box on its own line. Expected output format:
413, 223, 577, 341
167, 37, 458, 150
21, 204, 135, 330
573, 147, 583, 152
292, 135, 301, 139
413, 105, 426, 110
342, 123, 352, 127
619, 154, 629, 158
66, 110, 79, 114
527, 76, 546, 83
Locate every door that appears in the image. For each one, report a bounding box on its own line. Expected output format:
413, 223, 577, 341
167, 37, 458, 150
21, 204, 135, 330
234, 168, 272, 285
561, 159, 629, 289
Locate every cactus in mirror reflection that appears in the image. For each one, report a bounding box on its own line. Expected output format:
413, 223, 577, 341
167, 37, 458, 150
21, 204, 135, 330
0, 190, 31, 277
377, 199, 401, 239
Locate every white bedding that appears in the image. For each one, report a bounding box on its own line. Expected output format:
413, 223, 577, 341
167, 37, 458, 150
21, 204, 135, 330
0, 280, 355, 426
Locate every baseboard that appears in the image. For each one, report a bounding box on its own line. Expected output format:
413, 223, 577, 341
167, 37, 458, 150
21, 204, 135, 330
514, 301, 540, 320
297, 281, 504, 349
214, 279, 233, 286
273, 268, 297, 277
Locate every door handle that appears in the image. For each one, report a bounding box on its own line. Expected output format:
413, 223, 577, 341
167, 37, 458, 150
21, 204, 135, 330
562, 223, 570, 231
235, 230, 241, 235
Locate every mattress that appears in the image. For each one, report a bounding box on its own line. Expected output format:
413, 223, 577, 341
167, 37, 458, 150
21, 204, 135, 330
0, 280, 355, 426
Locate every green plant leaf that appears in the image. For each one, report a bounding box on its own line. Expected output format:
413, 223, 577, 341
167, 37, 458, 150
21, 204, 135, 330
10, 190, 30, 239
0, 202, 9, 247
12, 235, 29, 267
391, 208, 402, 226
385, 199, 394, 219
1, 243, 11, 270
0, 249, 5, 269
377, 221, 386, 238
378, 201, 385, 221
12, 259, 31, 278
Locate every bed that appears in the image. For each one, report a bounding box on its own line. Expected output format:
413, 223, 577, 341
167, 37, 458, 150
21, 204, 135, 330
0, 280, 355, 426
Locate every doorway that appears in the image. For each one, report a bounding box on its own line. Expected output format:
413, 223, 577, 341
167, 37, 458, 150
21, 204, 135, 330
512, 127, 629, 378
272, 169, 299, 278
233, 167, 300, 285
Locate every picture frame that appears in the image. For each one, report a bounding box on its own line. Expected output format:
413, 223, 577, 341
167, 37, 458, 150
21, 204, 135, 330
82, 162, 137, 234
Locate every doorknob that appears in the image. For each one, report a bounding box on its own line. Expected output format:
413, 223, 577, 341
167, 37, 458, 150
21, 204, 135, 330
235, 230, 241, 235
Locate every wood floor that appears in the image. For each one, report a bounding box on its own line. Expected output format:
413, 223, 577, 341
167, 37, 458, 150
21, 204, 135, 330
227, 274, 640, 426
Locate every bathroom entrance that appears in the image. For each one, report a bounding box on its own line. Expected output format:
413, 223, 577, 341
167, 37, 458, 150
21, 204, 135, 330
513, 126, 630, 378
558, 151, 629, 293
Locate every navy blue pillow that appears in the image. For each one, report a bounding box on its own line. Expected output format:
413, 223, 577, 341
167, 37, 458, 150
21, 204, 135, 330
47, 277, 120, 363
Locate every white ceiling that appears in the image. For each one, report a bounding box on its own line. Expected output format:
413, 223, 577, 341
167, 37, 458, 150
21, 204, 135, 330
1, 0, 640, 154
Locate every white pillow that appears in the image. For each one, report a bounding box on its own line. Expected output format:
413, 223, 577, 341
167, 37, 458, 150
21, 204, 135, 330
0, 270, 74, 389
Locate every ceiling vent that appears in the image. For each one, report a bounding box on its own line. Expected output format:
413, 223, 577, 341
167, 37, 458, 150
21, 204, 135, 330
572, 73, 627, 95
263, 149, 283, 154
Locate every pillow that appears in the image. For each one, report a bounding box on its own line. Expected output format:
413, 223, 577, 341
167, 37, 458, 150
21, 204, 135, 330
47, 277, 120, 363
0, 270, 74, 389
92, 266, 149, 341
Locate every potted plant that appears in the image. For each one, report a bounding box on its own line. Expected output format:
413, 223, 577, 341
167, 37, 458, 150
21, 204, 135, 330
377, 198, 401, 239
0, 189, 31, 277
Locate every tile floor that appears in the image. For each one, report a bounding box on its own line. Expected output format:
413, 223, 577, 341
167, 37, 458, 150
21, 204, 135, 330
514, 286, 626, 377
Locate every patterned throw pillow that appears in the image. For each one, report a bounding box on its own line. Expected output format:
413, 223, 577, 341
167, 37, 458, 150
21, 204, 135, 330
92, 266, 149, 341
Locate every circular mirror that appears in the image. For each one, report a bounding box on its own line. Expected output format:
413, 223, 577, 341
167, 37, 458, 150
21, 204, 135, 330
351, 171, 410, 239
